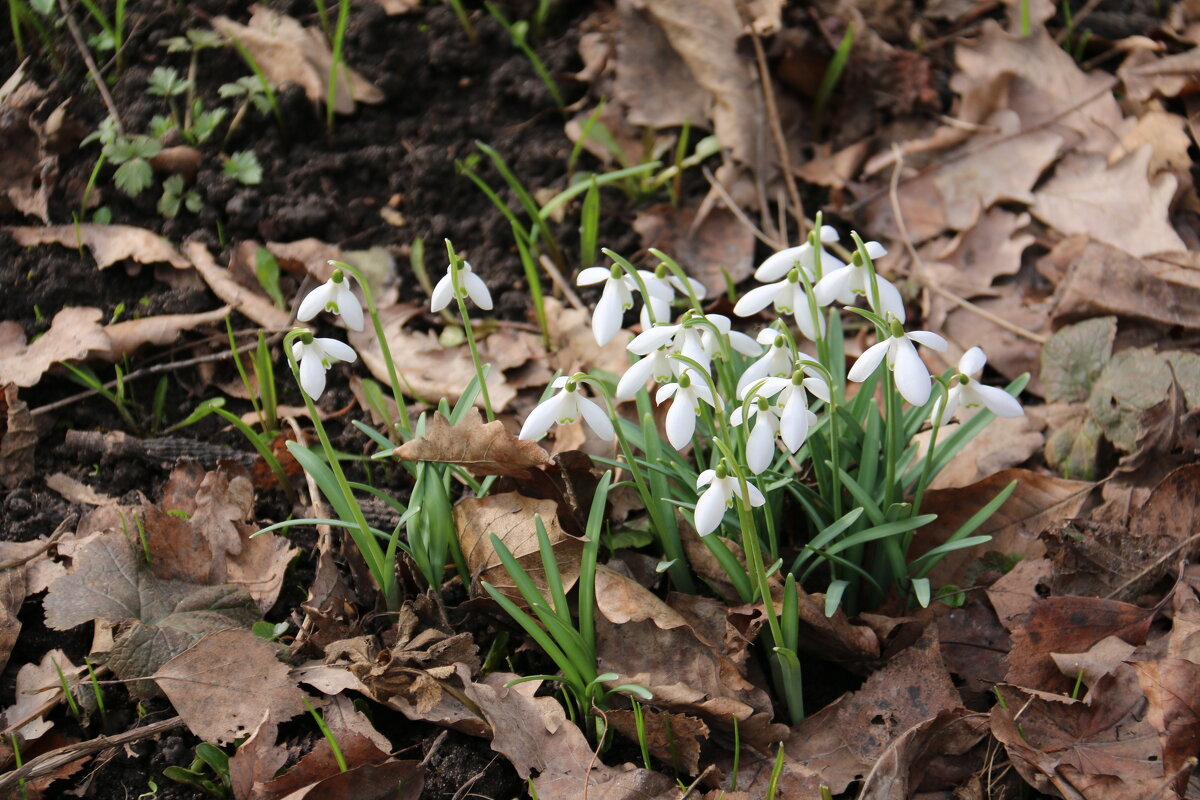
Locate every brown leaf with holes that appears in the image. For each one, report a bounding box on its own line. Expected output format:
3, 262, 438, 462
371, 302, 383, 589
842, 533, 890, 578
0, 308, 111, 388
154, 629, 310, 745
392, 407, 550, 479
455, 492, 581, 604
0, 384, 36, 489
5, 224, 191, 269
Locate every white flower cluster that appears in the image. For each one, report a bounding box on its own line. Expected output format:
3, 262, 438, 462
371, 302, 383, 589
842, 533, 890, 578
292, 268, 362, 401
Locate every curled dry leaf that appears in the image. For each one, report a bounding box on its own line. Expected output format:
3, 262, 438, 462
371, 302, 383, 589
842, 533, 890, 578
1052, 241, 1200, 329
183, 241, 291, 330
391, 407, 551, 479
0, 95, 54, 223
0, 384, 36, 489
103, 306, 231, 361
455, 492, 581, 604
0, 649, 76, 740
0, 307, 110, 388
211, 5, 383, 115
1118, 46, 1200, 104
44, 473, 115, 507
0, 540, 49, 675
153, 629, 310, 746
4, 224, 191, 269
857, 708, 989, 800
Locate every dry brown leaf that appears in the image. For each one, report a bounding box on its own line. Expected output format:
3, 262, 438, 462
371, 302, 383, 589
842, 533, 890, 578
632, 203, 754, 297
542, 297, 633, 380
1049, 636, 1137, 702
0, 384, 36, 489
1119, 46, 1200, 104
184, 241, 291, 330
1109, 111, 1192, 176
103, 306, 231, 360
0, 307, 111, 388
154, 629, 310, 745
455, 492, 581, 603
372, 0, 420, 13
0, 650, 75, 740
5, 224, 191, 269
858, 708, 989, 799
392, 407, 551, 479
923, 208, 1034, 297
0, 540, 47, 675
918, 415, 1044, 491
274, 760, 424, 800
607, 708, 708, 775
44, 473, 115, 506
212, 6, 383, 115
1134, 659, 1200, 797
1032, 147, 1186, 256
0, 99, 53, 223
228, 712, 289, 800
1051, 240, 1200, 328
610, 1, 708, 131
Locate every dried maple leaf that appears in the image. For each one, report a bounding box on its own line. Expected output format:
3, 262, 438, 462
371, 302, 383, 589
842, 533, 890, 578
5, 224, 191, 269
153, 629, 310, 745
0, 308, 110, 388
392, 407, 550, 479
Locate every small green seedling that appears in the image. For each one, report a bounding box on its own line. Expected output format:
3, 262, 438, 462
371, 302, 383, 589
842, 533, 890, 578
163, 743, 231, 798
223, 150, 263, 185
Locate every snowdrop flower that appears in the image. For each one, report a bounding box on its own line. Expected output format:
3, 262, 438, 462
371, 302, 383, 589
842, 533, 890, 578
813, 242, 905, 322
736, 329, 795, 396
656, 369, 717, 450
694, 463, 766, 536
697, 314, 762, 362
292, 333, 357, 401
297, 267, 364, 331
933, 347, 1024, 425
577, 265, 642, 345
847, 317, 948, 407
754, 226, 843, 283
519, 375, 613, 441
749, 367, 828, 452
731, 397, 782, 474
733, 269, 825, 341
431, 260, 493, 312
638, 267, 707, 328
615, 346, 677, 400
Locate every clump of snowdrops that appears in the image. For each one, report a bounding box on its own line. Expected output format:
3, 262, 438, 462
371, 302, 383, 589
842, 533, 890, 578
278, 217, 1025, 726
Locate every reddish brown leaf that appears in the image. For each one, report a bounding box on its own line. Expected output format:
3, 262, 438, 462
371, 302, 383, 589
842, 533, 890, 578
392, 407, 551, 479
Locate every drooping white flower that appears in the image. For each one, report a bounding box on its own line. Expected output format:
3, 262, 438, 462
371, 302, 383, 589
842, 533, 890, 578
933, 346, 1024, 425
694, 466, 766, 536
736, 329, 794, 396
431, 260, 493, 312
847, 318, 948, 407
656, 369, 717, 450
754, 226, 843, 283
730, 398, 782, 474
750, 369, 828, 452
292, 334, 357, 401
813, 241, 906, 322
698, 314, 762, 362
638, 268, 706, 329
577, 266, 639, 345
615, 347, 677, 400
297, 268, 364, 331
519, 376, 613, 441
629, 314, 758, 374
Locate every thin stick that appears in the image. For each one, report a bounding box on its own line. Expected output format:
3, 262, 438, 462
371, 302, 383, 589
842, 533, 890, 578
56, 0, 124, 135
678, 764, 717, 798
538, 254, 586, 313
0, 515, 74, 572
885, 144, 1047, 345
701, 166, 777, 250
0, 716, 184, 790
1056, 0, 1103, 44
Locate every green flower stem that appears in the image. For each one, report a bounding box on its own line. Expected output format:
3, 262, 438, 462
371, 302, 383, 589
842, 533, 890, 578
910, 384, 946, 520
445, 241, 495, 422
285, 331, 400, 611
649, 248, 705, 314
328, 260, 413, 439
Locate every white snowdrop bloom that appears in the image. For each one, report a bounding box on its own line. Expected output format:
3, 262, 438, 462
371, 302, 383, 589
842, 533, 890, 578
297, 268, 364, 331
519, 376, 613, 441
615, 347, 677, 401
655, 370, 717, 450
292, 335, 357, 401
754, 226, 843, 283
847, 318, 948, 407
694, 466, 766, 536
637, 268, 706, 329
431, 260, 493, 313
731, 398, 782, 475
751, 371, 828, 452
933, 346, 1024, 425
813, 241, 905, 322
698, 314, 762, 361
577, 265, 642, 345
736, 329, 794, 396
733, 270, 826, 342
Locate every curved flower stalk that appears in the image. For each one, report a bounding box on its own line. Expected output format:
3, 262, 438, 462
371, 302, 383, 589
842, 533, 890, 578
519, 374, 613, 441
933, 347, 1024, 425
694, 461, 766, 536
656, 368, 717, 450
814, 241, 905, 321
292, 333, 357, 401
848, 317, 948, 407
431, 259, 493, 312
754, 225, 843, 282
298, 268, 364, 331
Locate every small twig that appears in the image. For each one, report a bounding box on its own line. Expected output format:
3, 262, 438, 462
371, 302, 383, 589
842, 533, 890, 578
56, 0, 124, 135
1105, 542, 1200, 601
678, 764, 716, 798
885, 144, 1047, 345
0, 716, 184, 790
701, 166, 778, 250
0, 515, 73, 572
449, 756, 499, 800
538, 254, 586, 313
1055, 0, 1103, 44
419, 730, 448, 769
1147, 757, 1199, 800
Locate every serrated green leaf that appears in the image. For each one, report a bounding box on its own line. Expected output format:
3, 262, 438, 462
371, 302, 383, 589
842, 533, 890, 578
1088, 348, 1172, 452
114, 158, 153, 197
148, 66, 189, 97
224, 150, 262, 185
1040, 316, 1116, 403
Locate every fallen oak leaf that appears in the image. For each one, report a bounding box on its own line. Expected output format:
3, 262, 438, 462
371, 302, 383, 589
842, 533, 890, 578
153, 629, 310, 746
183, 240, 291, 329
0, 308, 111, 388
4, 224, 191, 269
391, 407, 551, 479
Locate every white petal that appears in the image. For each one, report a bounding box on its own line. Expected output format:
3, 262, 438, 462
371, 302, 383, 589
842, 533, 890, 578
847, 339, 891, 383
592, 280, 626, 346
616, 356, 658, 400
728, 330, 763, 357
746, 418, 777, 474
803, 376, 831, 404
818, 225, 839, 244
864, 241, 887, 260
779, 404, 812, 451
430, 274, 454, 312
793, 304, 825, 342
736, 360, 770, 397
579, 396, 615, 440
693, 482, 727, 536
519, 393, 566, 440
872, 277, 906, 323
958, 346, 986, 377
743, 481, 767, 507
315, 338, 357, 363
463, 271, 494, 310
968, 382, 1024, 418
577, 266, 611, 286
703, 314, 732, 334
291, 339, 308, 362
688, 379, 716, 408
755, 245, 808, 283
733, 283, 780, 317
668, 275, 707, 299
335, 283, 365, 331
550, 375, 571, 390
655, 382, 679, 404
814, 268, 853, 307
696, 469, 716, 488
642, 294, 671, 327
299, 352, 327, 400
297, 282, 334, 322
906, 330, 948, 352
628, 325, 678, 355
892, 338, 931, 406
664, 395, 696, 450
